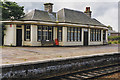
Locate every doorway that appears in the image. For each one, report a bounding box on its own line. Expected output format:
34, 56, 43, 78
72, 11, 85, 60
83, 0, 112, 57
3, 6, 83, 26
16, 29, 22, 46
84, 31, 88, 46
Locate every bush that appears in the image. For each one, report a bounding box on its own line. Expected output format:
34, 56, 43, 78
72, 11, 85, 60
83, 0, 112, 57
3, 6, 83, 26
113, 41, 118, 44
108, 36, 120, 41
108, 41, 112, 44
118, 40, 120, 44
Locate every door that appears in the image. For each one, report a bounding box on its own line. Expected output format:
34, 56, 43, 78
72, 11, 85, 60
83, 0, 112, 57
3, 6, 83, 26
16, 29, 22, 46
84, 31, 88, 46
103, 30, 107, 44
103, 30, 106, 40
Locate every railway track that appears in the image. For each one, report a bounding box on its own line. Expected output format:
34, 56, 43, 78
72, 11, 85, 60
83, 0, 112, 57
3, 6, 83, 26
43, 64, 120, 80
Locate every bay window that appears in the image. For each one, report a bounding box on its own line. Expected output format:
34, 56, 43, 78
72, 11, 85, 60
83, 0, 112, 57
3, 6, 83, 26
67, 27, 82, 42
90, 29, 101, 41
37, 25, 53, 41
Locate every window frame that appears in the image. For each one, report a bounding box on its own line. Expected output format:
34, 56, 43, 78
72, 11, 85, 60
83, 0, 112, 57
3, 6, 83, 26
90, 29, 101, 42
67, 27, 82, 42
37, 25, 53, 41
24, 25, 31, 41
58, 27, 62, 42
37, 25, 43, 41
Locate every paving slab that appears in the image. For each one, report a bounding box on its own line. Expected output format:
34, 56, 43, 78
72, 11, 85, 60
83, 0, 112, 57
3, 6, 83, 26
1, 44, 119, 65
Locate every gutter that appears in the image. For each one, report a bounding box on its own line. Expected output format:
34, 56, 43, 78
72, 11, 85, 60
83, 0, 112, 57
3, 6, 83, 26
1, 21, 108, 30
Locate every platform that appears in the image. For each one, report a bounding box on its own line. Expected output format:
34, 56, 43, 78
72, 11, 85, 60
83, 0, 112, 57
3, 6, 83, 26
1, 44, 119, 65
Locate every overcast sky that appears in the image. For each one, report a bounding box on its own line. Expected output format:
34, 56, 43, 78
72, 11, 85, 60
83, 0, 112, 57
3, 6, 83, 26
8, 0, 119, 32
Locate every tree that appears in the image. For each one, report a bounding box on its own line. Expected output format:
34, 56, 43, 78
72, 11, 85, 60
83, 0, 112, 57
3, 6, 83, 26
1, 0, 25, 20
107, 25, 113, 31
0, 1, 25, 45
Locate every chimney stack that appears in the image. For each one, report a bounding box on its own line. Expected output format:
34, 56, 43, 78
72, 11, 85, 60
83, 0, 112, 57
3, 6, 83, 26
44, 3, 53, 13
84, 7, 92, 17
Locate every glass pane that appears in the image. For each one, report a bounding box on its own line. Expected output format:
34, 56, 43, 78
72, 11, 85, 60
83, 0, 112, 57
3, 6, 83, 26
38, 26, 42, 29
26, 25, 30, 29
93, 29, 95, 41
49, 32, 52, 40
90, 29, 92, 41
71, 28, 73, 41
38, 36, 41, 41
78, 28, 80, 41
67, 27, 70, 41
74, 28, 77, 41
58, 27, 62, 41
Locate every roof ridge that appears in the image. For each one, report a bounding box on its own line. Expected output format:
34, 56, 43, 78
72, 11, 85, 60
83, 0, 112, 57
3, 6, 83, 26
31, 9, 35, 20
63, 8, 83, 13
34, 9, 56, 14
63, 8, 65, 22
92, 18, 105, 26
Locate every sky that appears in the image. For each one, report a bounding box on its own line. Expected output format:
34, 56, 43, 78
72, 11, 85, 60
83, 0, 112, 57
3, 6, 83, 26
7, 0, 119, 32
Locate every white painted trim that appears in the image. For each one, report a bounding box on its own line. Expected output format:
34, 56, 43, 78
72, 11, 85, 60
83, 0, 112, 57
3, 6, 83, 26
1, 21, 56, 25
1, 21, 108, 29
22, 25, 24, 46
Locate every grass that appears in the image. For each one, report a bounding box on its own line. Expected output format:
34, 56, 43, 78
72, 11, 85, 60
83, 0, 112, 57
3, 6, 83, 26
57, 56, 62, 58
0, 46, 4, 48
6, 62, 9, 64
23, 58, 27, 61
0, 46, 7, 48
108, 40, 119, 44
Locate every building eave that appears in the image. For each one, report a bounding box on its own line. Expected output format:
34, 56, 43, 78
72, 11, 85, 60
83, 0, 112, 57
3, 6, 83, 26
1, 21, 108, 30
1, 21, 56, 26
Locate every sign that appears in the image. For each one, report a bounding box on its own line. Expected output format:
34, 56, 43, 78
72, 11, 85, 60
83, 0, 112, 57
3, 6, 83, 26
10, 24, 12, 27
84, 29, 88, 32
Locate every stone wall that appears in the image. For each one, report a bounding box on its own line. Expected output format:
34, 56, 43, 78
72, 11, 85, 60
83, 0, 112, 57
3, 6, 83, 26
1, 53, 120, 80
111, 33, 120, 36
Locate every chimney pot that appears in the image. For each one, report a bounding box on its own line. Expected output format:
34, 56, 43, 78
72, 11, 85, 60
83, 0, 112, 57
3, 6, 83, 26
86, 7, 90, 11
84, 7, 92, 17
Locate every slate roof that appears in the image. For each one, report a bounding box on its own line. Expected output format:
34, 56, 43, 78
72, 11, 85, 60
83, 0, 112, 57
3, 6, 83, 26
21, 9, 56, 22
57, 8, 106, 26
21, 8, 106, 27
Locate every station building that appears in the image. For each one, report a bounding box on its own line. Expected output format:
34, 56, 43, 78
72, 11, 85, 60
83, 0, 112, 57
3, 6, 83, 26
3, 3, 108, 46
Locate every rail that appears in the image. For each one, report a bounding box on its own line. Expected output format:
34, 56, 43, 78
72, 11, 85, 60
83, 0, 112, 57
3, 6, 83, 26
43, 63, 120, 80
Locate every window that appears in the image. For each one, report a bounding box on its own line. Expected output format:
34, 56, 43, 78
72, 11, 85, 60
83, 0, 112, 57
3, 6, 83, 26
74, 28, 77, 41
48, 27, 53, 40
90, 29, 93, 41
90, 29, 101, 41
67, 27, 71, 41
67, 27, 82, 42
78, 28, 82, 41
97, 30, 100, 41
93, 29, 95, 41
43, 27, 48, 40
24, 25, 31, 41
97, 30, 98, 41
58, 27, 62, 42
38, 26, 42, 41
37, 25, 53, 41
71, 27, 74, 41
103, 30, 106, 40
95, 29, 97, 41
99, 30, 101, 41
